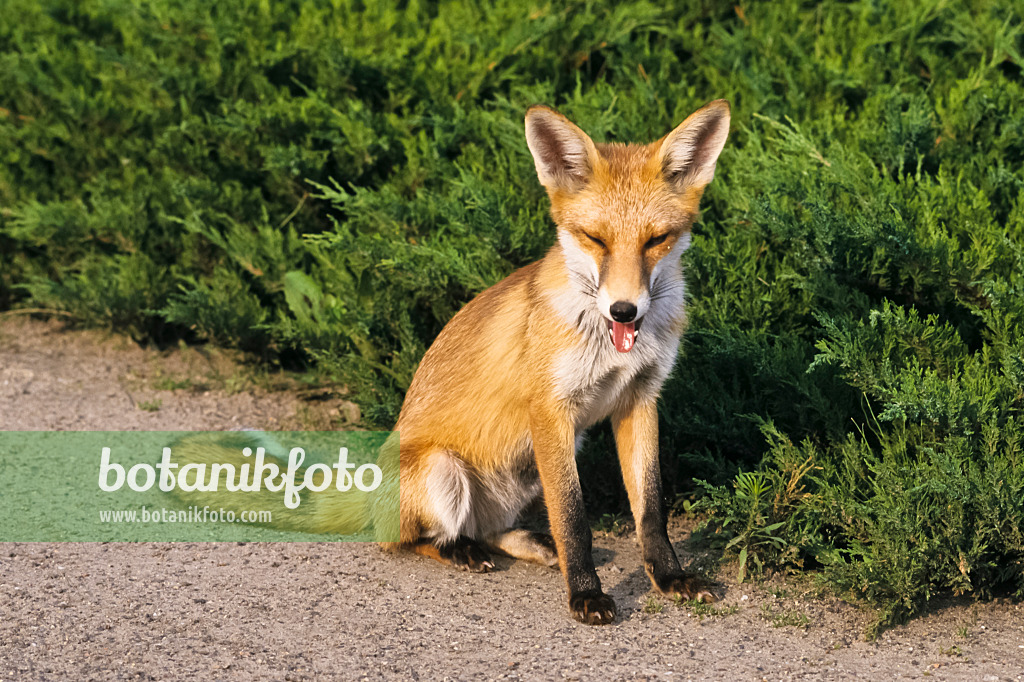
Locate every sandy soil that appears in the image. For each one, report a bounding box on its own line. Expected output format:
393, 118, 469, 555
1, 317, 1021, 681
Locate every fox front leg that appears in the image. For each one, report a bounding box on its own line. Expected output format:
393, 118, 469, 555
613, 399, 715, 603
530, 405, 617, 625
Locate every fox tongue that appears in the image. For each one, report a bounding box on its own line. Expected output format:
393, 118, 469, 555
612, 321, 636, 353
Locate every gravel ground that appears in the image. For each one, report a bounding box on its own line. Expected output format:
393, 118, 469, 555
1, 317, 1022, 681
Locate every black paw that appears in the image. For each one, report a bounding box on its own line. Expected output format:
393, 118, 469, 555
568, 590, 617, 625
440, 537, 495, 573
651, 571, 716, 603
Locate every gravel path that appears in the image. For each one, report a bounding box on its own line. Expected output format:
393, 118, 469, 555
1, 318, 1022, 681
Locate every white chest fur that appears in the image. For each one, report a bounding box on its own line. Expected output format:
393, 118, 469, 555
548, 293, 684, 429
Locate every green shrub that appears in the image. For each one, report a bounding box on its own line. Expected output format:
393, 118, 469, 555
2, 0, 1022, 630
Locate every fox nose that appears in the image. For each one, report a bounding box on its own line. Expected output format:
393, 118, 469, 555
609, 301, 637, 323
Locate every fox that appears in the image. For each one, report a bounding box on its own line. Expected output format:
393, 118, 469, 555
166, 99, 730, 625
384, 99, 731, 624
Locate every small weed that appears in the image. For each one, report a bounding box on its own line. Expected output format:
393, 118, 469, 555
676, 597, 740, 620
593, 513, 631, 536
223, 371, 252, 395
138, 399, 162, 412
153, 376, 199, 391
760, 603, 810, 629
643, 596, 664, 614
940, 645, 963, 657
773, 610, 810, 629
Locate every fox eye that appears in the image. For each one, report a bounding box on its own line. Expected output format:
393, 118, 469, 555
584, 233, 606, 249
645, 234, 668, 249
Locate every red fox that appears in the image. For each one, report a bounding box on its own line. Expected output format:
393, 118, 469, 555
386, 100, 731, 624
167, 99, 730, 625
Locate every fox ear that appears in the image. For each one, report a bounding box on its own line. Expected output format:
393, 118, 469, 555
525, 106, 599, 193
658, 99, 731, 191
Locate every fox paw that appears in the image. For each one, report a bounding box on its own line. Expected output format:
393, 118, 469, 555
653, 573, 716, 603
569, 590, 617, 625
439, 537, 495, 573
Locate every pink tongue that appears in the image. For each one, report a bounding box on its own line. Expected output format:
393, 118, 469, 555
612, 321, 636, 353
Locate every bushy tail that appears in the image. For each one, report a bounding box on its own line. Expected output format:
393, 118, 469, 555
165, 431, 371, 536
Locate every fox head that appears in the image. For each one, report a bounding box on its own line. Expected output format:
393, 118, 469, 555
525, 100, 730, 353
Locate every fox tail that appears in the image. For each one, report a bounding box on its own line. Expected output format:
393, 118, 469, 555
165, 431, 382, 537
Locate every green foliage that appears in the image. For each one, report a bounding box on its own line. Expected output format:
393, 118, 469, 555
676, 598, 740, 620
761, 604, 811, 629
693, 423, 820, 583
642, 596, 664, 615
2, 0, 1023, 630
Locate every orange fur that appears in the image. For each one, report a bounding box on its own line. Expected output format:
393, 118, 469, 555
384, 100, 731, 624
